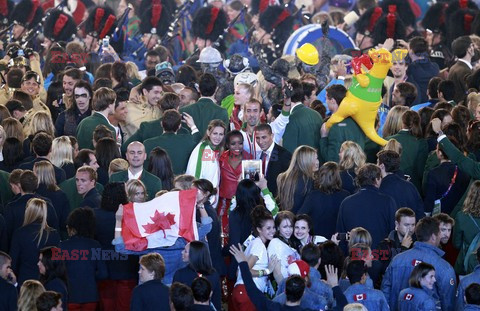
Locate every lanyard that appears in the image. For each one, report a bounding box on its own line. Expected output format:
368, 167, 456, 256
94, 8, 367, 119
245, 130, 256, 156
440, 166, 458, 200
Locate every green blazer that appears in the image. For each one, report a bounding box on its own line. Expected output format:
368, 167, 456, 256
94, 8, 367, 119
121, 119, 189, 154
282, 104, 323, 154
109, 170, 162, 200
76, 112, 116, 149
453, 211, 480, 274
388, 130, 428, 193
179, 98, 229, 135
0, 170, 13, 207
439, 136, 480, 179
144, 132, 202, 175
319, 117, 366, 163
59, 177, 104, 212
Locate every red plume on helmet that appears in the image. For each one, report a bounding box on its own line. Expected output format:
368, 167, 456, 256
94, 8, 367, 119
206, 7, 220, 34
368, 7, 383, 33
94, 8, 105, 32
53, 13, 68, 37
151, 2, 162, 28
464, 13, 474, 32
259, 0, 269, 14
0, 0, 8, 16
386, 5, 397, 38
272, 9, 290, 29
460, 0, 468, 9
99, 14, 115, 39
27, 0, 40, 25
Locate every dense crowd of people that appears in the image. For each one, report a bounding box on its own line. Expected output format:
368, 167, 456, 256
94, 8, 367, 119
0, 0, 480, 310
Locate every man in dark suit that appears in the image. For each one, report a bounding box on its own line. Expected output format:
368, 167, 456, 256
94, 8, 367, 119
76, 166, 101, 209
19, 132, 66, 184
336, 164, 397, 248
254, 124, 291, 197
448, 36, 474, 103
282, 79, 323, 154
377, 150, 424, 220
4, 170, 59, 245
0, 252, 17, 311
110, 141, 163, 200
76, 87, 116, 149
179, 73, 229, 135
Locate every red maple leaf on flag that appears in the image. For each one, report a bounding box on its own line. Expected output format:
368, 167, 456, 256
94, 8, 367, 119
142, 211, 176, 236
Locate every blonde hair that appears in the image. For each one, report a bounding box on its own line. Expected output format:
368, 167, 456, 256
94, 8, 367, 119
344, 303, 368, 311
2, 117, 25, 142
126, 179, 147, 202
277, 145, 317, 210
382, 106, 409, 138
23, 198, 51, 246
108, 158, 129, 177
18, 280, 45, 311
339, 141, 366, 173
126, 61, 141, 81
383, 138, 403, 156
29, 111, 55, 137
50, 136, 73, 168
467, 92, 480, 115
463, 180, 480, 218
348, 227, 373, 249
34, 161, 59, 191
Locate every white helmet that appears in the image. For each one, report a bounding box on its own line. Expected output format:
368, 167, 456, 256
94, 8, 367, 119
234, 72, 258, 87
197, 47, 223, 64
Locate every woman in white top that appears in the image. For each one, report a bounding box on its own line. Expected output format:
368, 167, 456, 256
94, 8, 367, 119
186, 120, 227, 189
232, 205, 279, 311
267, 211, 300, 278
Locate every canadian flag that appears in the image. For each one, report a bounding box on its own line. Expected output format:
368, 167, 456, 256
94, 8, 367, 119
411, 259, 422, 266
121, 189, 198, 251
354, 294, 366, 301
404, 293, 414, 301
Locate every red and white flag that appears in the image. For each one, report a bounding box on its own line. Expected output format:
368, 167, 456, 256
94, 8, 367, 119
121, 189, 198, 251
354, 294, 366, 302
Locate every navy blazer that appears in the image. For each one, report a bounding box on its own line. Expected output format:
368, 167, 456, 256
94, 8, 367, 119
290, 177, 314, 214
226, 209, 253, 280
93, 208, 138, 280
10, 223, 60, 285
0, 214, 7, 252
4, 193, 59, 247
340, 169, 357, 194
173, 265, 222, 311
0, 277, 17, 311
19, 157, 66, 184
337, 185, 396, 248
80, 188, 102, 210
298, 189, 350, 238
264, 144, 292, 197
44, 277, 68, 310
36, 184, 71, 238
130, 279, 170, 311
60, 235, 108, 303
379, 173, 425, 220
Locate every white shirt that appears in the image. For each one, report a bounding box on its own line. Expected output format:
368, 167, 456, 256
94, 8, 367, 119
267, 238, 300, 278
235, 237, 269, 291
128, 168, 143, 180
458, 58, 473, 70
255, 141, 275, 175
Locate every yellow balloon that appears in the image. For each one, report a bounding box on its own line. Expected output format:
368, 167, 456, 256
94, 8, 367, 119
325, 48, 395, 146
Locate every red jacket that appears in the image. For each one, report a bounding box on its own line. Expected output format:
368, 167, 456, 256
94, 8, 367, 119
219, 150, 253, 199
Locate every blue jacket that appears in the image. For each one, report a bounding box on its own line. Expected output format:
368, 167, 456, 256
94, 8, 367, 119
344, 283, 389, 311
381, 242, 456, 311
456, 265, 480, 311
0, 277, 17, 311
130, 279, 170, 311
465, 305, 480, 310
336, 185, 396, 248
398, 286, 441, 310
379, 173, 425, 221
275, 268, 334, 309
60, 235, 108, 303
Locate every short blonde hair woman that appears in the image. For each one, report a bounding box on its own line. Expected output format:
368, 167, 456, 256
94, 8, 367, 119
126, 179, 148, 202
277, 145, 319, 212
50, 136, 74, 169
108, 158, 129, 177
382, 105, 409, 138
338, 141, 366, 194
18, 279, 45, 311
